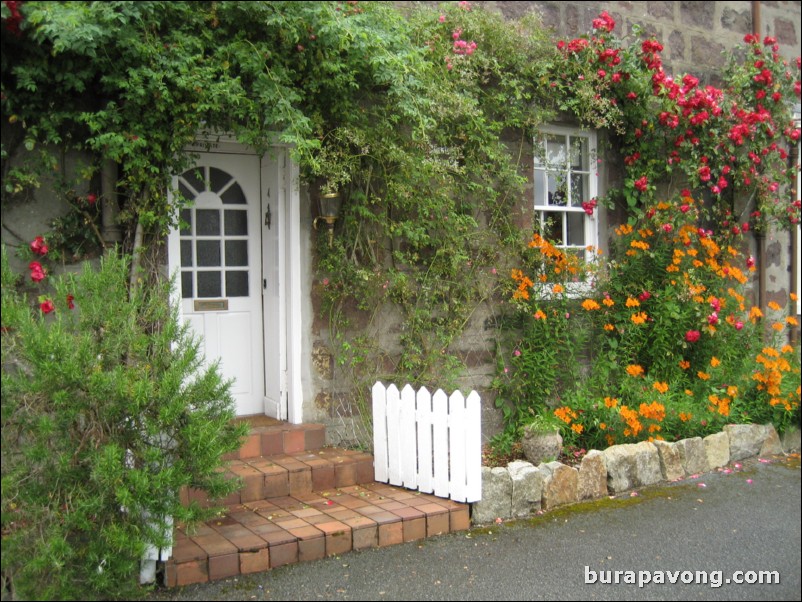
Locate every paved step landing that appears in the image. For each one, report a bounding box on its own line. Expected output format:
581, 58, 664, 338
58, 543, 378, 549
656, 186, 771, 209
166, 482, 470, 587
167, 420, 471, 587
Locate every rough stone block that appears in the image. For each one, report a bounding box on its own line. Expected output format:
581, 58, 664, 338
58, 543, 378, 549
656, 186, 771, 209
603, 442, 662, 493
508, 461, 543, 517
780, 427, 801, 454
724, 424, 766, 461
704, 432, 730, 469
653, 440, 684, 481
675, 437, 710, 475
577, 450, 607, 500
759, 424, 783, 456
472, 466, 512, 523
540, 461, 578, 511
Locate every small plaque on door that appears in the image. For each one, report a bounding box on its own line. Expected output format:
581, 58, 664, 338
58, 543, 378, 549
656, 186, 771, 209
194, 299, 228, 312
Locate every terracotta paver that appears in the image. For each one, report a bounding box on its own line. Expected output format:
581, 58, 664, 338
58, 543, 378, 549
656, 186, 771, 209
169, 430, 470, 588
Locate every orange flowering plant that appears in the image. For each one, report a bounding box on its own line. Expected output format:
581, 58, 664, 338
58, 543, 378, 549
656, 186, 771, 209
496, 195, 800, 452
492, 232, 598, 445
563, 196, 798, 448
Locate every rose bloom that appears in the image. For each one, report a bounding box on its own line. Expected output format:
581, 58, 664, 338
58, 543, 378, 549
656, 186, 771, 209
30, 236, 48, 256
40, 299, 55, 314
685, 330, 701, 342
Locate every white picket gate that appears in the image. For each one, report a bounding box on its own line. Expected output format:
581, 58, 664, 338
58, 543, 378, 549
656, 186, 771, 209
372, 382, 482, 503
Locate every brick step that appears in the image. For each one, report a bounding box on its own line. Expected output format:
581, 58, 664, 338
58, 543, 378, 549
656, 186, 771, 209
182, 447, 375, 508
226, 421, 327, 461
166, 482, 471, 587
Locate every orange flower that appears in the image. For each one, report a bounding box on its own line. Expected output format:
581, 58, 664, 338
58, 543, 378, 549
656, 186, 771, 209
604, 323, 615, 331
768, 301, 781, 311
603, 297, 615, 307
697, 371, 710, 381
571, 423, 584, 434
710, 357, 720, 367
749, 306, 763, 321
631, 312, 648, 325
582, 299, 601, 311
599, 422, 607, 430
772, 322, 784, 332
787, 317, 799, 326
625, 297, 640, 308
554, 406, 578, 424
653, 381, 669, 394
679, 412, 692, 422
679, 360, 690, 370
534, 309, 547, 320
626, 365, 644, 377
604, 396, 619, 408
553, 284, 564, 294
639, 401, 666, 421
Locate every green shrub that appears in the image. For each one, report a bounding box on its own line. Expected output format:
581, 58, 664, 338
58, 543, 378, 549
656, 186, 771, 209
1, 247, 246, 600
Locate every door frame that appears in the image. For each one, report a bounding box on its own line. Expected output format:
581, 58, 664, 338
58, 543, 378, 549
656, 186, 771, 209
169, 136, 304, 423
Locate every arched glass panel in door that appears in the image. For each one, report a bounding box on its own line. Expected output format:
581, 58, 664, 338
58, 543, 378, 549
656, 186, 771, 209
177, 166, 250, 299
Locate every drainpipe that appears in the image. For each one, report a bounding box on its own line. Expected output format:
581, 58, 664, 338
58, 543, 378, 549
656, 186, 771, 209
751, 1, 768, 333
101, 159, 122, 247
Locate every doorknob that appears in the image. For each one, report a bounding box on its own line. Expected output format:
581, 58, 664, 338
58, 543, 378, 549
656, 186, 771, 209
265, 204, 272, 229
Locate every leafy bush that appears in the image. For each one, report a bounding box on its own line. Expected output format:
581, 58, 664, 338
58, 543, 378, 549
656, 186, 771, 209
496, 197, 800, 451
1, 247, 246, 600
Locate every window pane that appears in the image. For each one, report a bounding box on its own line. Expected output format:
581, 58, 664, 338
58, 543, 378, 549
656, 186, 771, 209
181, 168, 205, 193
196, 209, 220, 236
225, 241, 248, 267
533, 170, 548, 207
180, 240, 193, 267
197, 271, 221, 298
567, 212, 586, 246
196, 240, 221, 267
569, 136, 589, 170
548, 173, 567, 206
226, 271, 249, 297
179, 208, 192, 235
181, 271, 193, 299
209, 167, 232, 194
540, 211, 564, 245
546, 134, 567, 167
221, 182, 247, 205
178, 182, 195, 204
224, 210, 248, 235
570, 174, 588, 206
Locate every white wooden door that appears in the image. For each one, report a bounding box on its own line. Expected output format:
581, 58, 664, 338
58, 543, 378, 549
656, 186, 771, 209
170, 153, 267, 416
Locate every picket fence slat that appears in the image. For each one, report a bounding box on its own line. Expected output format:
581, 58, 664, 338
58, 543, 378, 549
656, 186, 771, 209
373, 381, 482, 503
400, 384, 418, 489
372, 382, 388, 483
416, 386, 434, 494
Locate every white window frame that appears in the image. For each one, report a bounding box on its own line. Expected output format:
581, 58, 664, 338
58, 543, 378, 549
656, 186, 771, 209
533, 125, 599, 265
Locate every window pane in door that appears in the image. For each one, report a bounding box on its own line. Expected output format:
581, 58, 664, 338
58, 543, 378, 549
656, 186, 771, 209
209, 167, 232, 193
197, 240, 221, 267
221, 182, 247, 205
225, 241, 248, 267
224, 210, 248, 235
180, 240, 193, 267
197, 271, 222, 298
181, 271, 193, 299
196, 209, 220, 236
226, 271, 249, 297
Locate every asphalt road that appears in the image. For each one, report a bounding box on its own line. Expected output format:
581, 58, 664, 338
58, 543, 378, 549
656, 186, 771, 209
150, 455, 801, 601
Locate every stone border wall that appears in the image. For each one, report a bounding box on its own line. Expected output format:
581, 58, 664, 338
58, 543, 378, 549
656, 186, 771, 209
472, 424, 800, 524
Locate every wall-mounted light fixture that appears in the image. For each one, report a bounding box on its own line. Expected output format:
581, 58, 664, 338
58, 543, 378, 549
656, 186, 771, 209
313, 191, 342, 248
